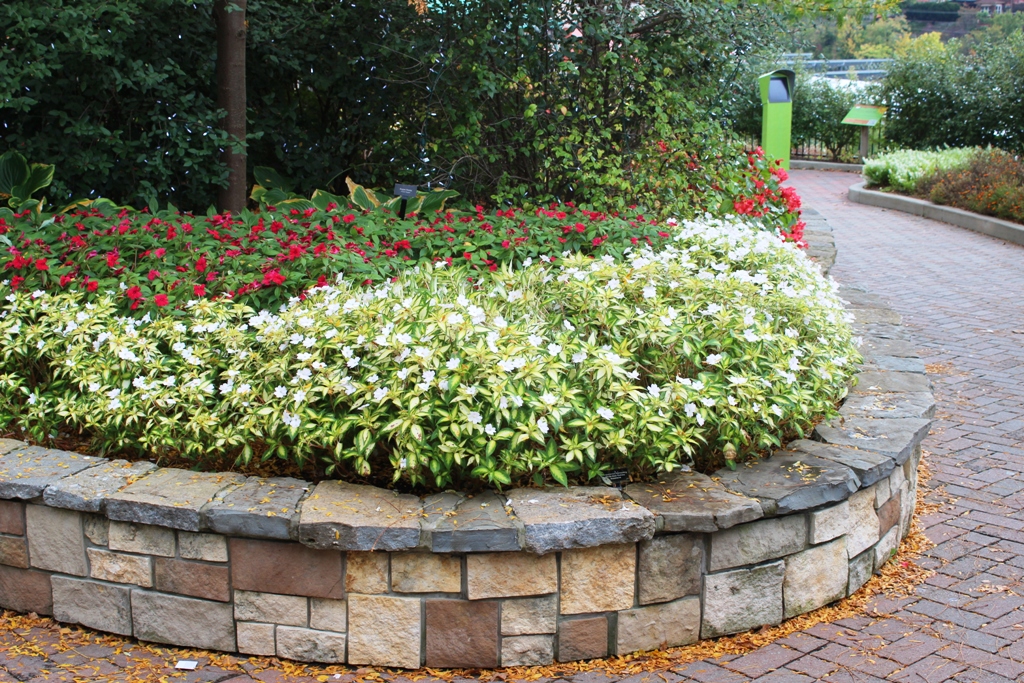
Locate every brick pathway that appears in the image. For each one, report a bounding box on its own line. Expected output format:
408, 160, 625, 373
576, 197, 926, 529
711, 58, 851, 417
3, 170, 1024, 682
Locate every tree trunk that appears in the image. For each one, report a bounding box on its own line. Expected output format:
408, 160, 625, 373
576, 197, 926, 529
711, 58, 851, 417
215, 0, 247, 213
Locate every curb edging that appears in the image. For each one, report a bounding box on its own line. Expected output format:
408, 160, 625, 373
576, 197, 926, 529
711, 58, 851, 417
849, 181, 1024, 247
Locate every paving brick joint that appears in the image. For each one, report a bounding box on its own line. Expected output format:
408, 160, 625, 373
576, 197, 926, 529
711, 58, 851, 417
1, 170, 1019, 681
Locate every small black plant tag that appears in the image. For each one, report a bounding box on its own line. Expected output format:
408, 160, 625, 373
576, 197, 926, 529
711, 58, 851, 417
600, 469, 630, 488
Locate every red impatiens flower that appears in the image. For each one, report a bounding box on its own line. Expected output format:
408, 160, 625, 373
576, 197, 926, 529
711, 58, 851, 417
35, 258, 48, 271
193, 284, 206, 297
342, 214, 356, 224
85, 279, 99, 292
147, 269, 160, 281
195, 254, 208, 273
126, 286, 142, 300
154, 294, 169, 307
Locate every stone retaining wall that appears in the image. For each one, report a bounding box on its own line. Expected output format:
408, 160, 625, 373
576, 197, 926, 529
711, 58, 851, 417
0, 212, 934, 668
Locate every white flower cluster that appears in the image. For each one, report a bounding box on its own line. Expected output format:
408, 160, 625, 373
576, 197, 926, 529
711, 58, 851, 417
1, 216, 859, 488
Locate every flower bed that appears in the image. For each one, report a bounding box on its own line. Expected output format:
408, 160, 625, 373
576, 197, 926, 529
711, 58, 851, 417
863, 147, 1024, 226
2, 212, 856, 489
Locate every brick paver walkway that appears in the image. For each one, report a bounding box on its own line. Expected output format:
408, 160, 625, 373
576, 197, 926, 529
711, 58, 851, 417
2, 170, 1024, 682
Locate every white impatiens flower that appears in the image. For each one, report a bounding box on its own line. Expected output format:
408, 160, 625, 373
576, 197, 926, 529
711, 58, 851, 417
293, 389, 307, 403
373, 386, 389, 402
527, 334, 544, 347
572, 350, 587, 363
540, 393, 558, 406
282, 411, 301, 429
705, 353, 724, 365
597, 407, 614, 420
467, 411, 483, 425
537, 417, 549, 434
642, 285, 657, 299
484, 423, 496, 436
647, 384, 661, 398
547, 343, 562, 356
274, 386, 288, 398
446, 357, 460, 370
88, 382, 101, 392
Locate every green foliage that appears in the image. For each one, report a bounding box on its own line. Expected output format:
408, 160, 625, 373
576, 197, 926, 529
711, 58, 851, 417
0, 216, 859, 488
882, 30, 1024, 153
0, 150, 53, 211
863, 147, 977, 192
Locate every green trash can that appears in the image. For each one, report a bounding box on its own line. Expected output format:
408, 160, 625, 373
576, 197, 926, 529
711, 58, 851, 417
758, 69, 796, 170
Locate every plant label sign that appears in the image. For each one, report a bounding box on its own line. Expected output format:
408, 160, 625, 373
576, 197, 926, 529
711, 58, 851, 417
394, 183, 418, 218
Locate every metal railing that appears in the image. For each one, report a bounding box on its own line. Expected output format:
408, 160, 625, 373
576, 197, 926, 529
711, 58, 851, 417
738, 126, 890, 163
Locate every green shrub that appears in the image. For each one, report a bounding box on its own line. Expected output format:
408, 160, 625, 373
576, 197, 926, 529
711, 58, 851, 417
1, 216, 859, 489
863, 147, 977, 192
883, 30, 1024, 153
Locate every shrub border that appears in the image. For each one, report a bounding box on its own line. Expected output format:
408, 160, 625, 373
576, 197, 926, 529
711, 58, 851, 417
849, 181, 1024, 247
0, 212, 935, 667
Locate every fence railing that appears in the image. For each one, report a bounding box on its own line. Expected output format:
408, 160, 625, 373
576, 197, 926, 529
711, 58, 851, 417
738, 126, 889, 163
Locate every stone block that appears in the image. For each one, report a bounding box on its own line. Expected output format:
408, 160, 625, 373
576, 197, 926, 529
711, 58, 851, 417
702, 561, 785, 638
810, 501, 849, 544
42, 459, 157, 513
786, 439, 895, 488
617, 597, 700, 654
624, 471, 762, 533
204, 476, 308, 541
392, 552, 461, 593
0, 500, 25, 535
839, 392, 935, 420
502, 634, 554, 666
345, 552, 389, 594
814, 417, 931, 467
851, 371, 931, 394
237, 622, 276, 656
708, 515, 806, 572
310, 598, 347, 632
107, 521, 175, 557
423, 491, 521, 552
88, 548, 152, 587
276, 626, 347, 663
846, 488, 880, 558
898, 481, 914, 540
849, 307, 901, 325
863, 356, 927, 373
131, 590, 235, 651
51, 576, 132, 636
466, 552, 557, 600
877, 495, 900, 537
560, 544, 636, 614
26, 504, 87, 576
230, 538, 343, 599
508, 487, 655, 554
178, 531, 228, 562
857, 335, 919, 358
154, 557, 230, 602
501, 595, 557, 635
83, 515, 108, 545
425, 599, 500, 668
889, 463, 907, 495
714, 451, 858, 516
0, 535, 28, 568
0, 446, 104, 499
783, 537, 848, 619
557, 616, 608, 662
0, 438, 23, 455
848, 549, 874, 596
638, 534, 703, 605
233, 590, 308, 626
874, 477, 890, 508
874, 526, 899, 572
298, 480, 421, 551
0, 564, 52, 614
348, 594, 422, 669
106, 467, 245, 532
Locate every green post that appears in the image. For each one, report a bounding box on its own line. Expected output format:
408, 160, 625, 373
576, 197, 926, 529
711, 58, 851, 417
758, 69, 795, 170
